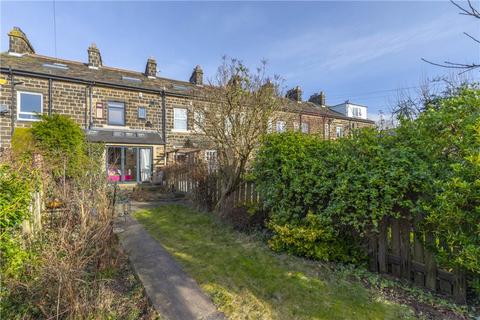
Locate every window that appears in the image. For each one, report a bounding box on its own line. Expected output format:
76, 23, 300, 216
138, 107, 146, 119
276, 121, 286, 132
194, 111, 204, 132
352, 107, 362, 118
293, 121, 299, 131
267, 119, 273, 133
107, 146, 152, 183
324, 122, 330, 139
301, 122, 309, 133
108, 101, 125, 125
205, 150, 217, 173
336, 126, 344, 138
17, 91, 42, 121
173, 108, 188, 131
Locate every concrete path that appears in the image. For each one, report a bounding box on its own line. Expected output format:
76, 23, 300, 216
115, 202, 225, 320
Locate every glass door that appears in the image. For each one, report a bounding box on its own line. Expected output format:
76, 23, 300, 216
139, 148, 152, 182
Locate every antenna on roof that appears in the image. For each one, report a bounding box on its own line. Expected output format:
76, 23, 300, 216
52, 0, 58, 60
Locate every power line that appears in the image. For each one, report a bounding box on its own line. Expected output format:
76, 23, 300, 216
53, 0, 57, 59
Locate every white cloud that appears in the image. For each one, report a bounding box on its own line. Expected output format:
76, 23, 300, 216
268, 14, 467, 77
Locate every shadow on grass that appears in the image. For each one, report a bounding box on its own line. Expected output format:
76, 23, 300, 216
134, 204, 415, 320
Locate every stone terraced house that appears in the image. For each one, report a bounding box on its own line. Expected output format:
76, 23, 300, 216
0, 27, 374, 184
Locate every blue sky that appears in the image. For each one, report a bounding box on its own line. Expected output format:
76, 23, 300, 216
1, 1, 479, 120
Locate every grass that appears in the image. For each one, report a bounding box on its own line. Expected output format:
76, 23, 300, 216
134, 204, 416, 320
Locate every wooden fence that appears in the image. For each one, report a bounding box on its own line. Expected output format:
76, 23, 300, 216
168, 171, 259, 210
166, 170, 466, 303
368, 217, 466, 303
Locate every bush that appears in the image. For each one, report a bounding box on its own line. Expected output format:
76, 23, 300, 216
31, 114, 87, 178
253, 88, 480, 281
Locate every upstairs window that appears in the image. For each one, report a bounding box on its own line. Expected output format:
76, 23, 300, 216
108, 101, 125, 126
138, 107, 146, 120
276, 120, 286, 132
336, 126, 344, 138
173, 108, 188, 131
352, 107, 362, 118
301, 122, 309, 133
17, 91, 42, 121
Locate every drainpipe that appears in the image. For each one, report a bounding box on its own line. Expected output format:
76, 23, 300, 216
48, 78, 52, 115
161, 88, 167, 165
89, 83, 93, 129
9, 68, 14, 136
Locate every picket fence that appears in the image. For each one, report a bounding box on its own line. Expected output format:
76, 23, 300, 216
166, 171, 467, 303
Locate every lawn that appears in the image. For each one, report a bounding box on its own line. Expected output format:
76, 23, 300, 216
134, 204, 416, 320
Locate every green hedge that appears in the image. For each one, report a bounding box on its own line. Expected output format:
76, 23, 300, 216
253, 88, 480, 276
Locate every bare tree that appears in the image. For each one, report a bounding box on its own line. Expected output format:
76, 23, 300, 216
192, 57, 284, 209
422, 0, 480, 73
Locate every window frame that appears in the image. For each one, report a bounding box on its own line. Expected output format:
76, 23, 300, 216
17, 91, 43, 122
138, 106, 147, 120
352, 107, 362, 118
107, 101, 126, 126
276, 120, 286, 133
336, 126, 344, 138
173, 107, 188, 132
301, 122, 309, 134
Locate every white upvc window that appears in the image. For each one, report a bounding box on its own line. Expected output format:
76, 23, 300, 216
301, 122, 309, 133
352, 107, 362, 118
205, 149, 218, 173
194, 110, 204, 132
138, 107, 146, 119
324, 122, 330, 138
336, 126, 344, 138
108, 101, 125, 126
293, 121, 300, 131
276, 120, 286, 132
17, 91, 43, 121
173, 108, 188, 131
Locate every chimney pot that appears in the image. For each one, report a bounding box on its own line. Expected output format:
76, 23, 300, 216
145, 57, 157, 78
88, 43, 102, 68
189, 65, 203, 85
286, 86, 302, 102
308, 91, 326, 106
8, 27, 35, 54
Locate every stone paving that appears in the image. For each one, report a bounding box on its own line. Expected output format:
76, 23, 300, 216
115, 201, 225, 320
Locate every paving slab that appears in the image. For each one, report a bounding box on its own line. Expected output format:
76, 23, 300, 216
116, 206, 225, 320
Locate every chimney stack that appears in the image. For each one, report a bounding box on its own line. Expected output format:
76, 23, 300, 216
189, 65, 203, 85
145, 57, 157, 78
8, 27, 35, 55
308, 91, 326, 106
88, 43, 102, 69
286, 86, 302, 102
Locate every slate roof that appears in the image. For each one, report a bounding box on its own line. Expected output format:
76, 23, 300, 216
283, 100, 374, 124
0, 52, 374, 124
0, 52, 198, 95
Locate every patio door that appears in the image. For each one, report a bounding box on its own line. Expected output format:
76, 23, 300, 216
139, 148, 152, 182
107, 146, 152, 183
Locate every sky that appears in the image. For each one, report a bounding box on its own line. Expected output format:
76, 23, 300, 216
1, 1, 479, 121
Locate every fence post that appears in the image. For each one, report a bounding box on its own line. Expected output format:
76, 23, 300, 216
453, 268, 467, 304
378, 217, 388, 273
424, 233, 437, 291
400, 218, 412, 280
391, 219, 401, 277
368, 233, 378, 272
